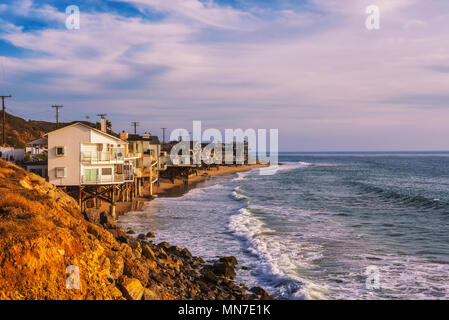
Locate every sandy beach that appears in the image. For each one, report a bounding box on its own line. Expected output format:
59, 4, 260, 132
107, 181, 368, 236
85, 163, 268, 217
153, 163, 268, 197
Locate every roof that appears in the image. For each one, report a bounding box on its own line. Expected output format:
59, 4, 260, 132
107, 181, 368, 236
27, 137, 48, 146
45, 122, 127, 143
127, 134, 160, 145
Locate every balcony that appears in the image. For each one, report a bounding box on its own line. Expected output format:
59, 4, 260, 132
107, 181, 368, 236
81, 174, 125, 185
81, 148, 125, 163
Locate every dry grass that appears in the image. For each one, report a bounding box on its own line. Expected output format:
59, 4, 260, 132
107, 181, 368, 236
0, 159, 79, 236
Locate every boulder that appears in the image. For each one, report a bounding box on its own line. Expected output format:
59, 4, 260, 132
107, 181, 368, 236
212, 262, 236, 279
123, 258, 149, 286
142, 244, 156, 260
181, 248, 192, 259
118, 277, 145, 300
203, 271, 219, 284
250, 286, 273, 300
109, 255, 124, 279
158, 241, 171, 250
106, 226, 126, 239
219, 256, 238, 266
143, 287, 162, 300
146, 232, 156, 238
137, 233, 146, 240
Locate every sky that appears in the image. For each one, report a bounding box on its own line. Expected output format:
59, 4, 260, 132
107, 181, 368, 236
0, 0, 449, 151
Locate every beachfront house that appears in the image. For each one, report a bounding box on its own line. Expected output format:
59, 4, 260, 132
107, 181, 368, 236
0, 147, 25, 162
119, 131, 161, 196
46, 122, 132, 186
26, 137, 48, 156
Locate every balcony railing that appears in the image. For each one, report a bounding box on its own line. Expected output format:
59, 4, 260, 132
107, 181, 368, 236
124, 171, 134, 182
81, 174, 124, 185
81, 148, 125, 163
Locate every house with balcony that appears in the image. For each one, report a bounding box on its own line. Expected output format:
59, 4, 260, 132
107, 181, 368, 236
46, 122, 131, 186
119, 131, 161, 196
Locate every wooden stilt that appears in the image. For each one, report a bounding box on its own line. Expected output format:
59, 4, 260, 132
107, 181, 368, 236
110, 186, 116, 220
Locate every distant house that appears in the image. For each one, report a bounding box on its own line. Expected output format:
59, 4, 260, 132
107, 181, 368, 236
120, 131, 161, 195
26, 137, 48, 156
160, 140, 201, 167
0, 147, 25, 162
21, 160, 48, 179
46, 122, 132, 186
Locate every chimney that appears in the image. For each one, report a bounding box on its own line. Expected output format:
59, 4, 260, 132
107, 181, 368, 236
120, 131, 129, 140
142, 132, 151, 139
100, 117, 107, 133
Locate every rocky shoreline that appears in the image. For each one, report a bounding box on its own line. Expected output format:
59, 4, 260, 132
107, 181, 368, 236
0, 159, 272, 300
94, 215, 272, 300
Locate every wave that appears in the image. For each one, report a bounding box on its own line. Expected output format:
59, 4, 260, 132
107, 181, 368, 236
231, 186, 249, 201
228, 207, 328, 299
232, 171, 251, 181
273, 161, 314, 173
352, 181, 449, 210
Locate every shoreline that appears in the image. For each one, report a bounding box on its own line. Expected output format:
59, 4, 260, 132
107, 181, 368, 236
153, 163, 268, 198
0, 159, 273, 300
84, 164, 268, 223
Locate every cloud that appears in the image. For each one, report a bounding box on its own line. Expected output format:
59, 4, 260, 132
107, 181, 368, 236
117, 0, 258, 30
1, 0, 449, 150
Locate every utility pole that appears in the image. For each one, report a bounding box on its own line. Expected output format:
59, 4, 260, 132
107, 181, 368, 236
52, 105, 63, 128
1, 95, 11, 147
161, 127, 167, 143
131, 122, 139, 135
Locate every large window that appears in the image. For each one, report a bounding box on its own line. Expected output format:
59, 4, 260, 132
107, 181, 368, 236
84, 169, 98, 182
102, 168, 112, 176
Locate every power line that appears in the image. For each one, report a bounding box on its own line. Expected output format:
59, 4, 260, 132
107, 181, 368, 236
5, 107, 52, 119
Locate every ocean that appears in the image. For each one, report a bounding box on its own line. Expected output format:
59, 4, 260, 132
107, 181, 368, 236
117, 152, 449, 299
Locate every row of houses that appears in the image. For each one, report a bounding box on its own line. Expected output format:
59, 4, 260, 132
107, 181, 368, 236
4, 119, 250, 220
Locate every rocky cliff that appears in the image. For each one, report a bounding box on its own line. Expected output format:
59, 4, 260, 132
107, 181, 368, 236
0, 159, 271, 300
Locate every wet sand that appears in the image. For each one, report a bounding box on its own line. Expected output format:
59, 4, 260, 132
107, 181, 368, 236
153, 164, 268, 198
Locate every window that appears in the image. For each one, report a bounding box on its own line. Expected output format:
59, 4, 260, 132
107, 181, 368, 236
136, 158, 142, 169
55, 167, 66, 178
102, 168, 112, 176
55, 146, 65, 156
84, 169, 98, 182
115, 165, 123, 174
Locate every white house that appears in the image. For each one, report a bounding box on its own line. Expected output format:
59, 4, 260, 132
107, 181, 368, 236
46, 122, 133, 186
0, 147, 25, 162
26, 137, 48, 155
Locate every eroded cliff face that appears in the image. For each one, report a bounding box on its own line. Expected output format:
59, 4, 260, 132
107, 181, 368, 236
0, 159, 125, 299
0, 160, 271, 300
